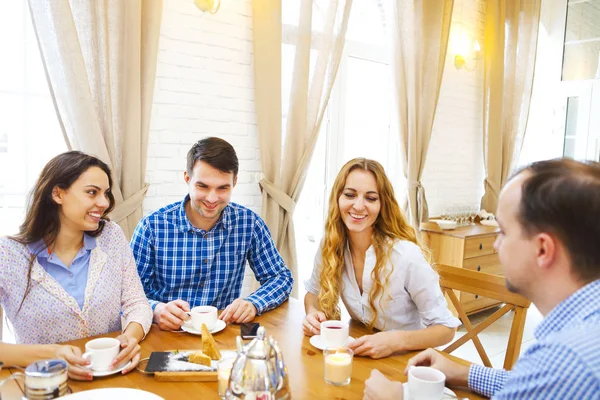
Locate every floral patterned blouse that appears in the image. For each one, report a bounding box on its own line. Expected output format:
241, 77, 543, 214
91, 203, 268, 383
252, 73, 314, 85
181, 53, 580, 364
0, 221, 152, 344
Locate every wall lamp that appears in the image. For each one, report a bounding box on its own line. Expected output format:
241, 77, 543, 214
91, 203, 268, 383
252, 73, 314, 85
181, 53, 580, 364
194, 0, 220, 14
454, 40, 480, 71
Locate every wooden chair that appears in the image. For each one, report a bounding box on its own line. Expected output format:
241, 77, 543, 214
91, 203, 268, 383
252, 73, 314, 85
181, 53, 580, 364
436, 264, 531, 370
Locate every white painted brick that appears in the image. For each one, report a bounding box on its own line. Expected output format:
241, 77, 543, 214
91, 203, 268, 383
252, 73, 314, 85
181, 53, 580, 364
422, 0, 486, 216
145, 0, 260, 241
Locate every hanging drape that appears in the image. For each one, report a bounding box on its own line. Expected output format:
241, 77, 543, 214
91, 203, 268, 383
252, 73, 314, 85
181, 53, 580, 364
252, 0, 352, 297
28, 0, 163, 237
390, 0, 454, 227
481, 0, 541, 212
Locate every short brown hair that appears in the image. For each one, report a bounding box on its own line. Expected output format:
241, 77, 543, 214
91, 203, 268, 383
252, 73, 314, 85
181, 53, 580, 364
187, 137, 239, 177
516, 158, 600, 282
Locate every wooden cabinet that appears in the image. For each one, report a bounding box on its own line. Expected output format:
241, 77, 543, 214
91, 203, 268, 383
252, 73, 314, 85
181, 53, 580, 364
421, 223, 503, 315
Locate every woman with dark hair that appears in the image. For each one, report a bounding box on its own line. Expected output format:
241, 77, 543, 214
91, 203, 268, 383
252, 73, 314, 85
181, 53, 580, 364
0, 151, 152, 380
303, 158, 459, 359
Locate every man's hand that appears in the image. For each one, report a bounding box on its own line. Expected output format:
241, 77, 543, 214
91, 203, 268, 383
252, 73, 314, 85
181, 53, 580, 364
219, 298, 257, 323
153, 300, 191, 330
111, 334, 141, 374
348, 332, 394, 359
363, 369, 404, 400
54, 344, 93, 381
302, 311, 327, 336
404, 348, 470, 387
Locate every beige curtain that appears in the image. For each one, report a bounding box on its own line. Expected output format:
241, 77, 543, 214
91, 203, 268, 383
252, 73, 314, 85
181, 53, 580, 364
391, 0, 454, 227
252, 0, 352, 297
28, 0, 163, 238
481, 0, 541, 212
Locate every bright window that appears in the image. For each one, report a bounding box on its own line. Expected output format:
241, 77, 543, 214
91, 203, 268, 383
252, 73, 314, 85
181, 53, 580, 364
284, 0, 403, 296
0, 1, 66, 237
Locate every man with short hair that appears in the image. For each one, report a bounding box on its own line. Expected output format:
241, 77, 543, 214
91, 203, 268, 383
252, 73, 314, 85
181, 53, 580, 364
363, 158, 600, 400
131, 137, 293, 330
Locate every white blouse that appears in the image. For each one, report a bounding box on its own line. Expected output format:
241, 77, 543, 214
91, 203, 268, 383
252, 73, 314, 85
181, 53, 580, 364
305, 240, 460, 332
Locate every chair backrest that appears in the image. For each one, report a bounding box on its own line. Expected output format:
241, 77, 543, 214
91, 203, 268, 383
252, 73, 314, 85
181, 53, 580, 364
436, 264, 531, 370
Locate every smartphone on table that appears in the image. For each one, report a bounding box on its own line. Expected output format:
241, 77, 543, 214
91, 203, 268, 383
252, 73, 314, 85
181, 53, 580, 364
240, 322, 260, 339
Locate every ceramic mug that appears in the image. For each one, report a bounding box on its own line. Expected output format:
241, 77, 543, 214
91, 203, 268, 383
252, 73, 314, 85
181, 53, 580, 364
320, 320, 349, 348
407, 366, 446, 400
82, 337, 120, 372
186, 305, 218, 331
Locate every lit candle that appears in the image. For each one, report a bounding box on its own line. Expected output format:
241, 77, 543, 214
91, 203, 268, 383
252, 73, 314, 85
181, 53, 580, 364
218, 358, 235, 399
324, 348, 353, 386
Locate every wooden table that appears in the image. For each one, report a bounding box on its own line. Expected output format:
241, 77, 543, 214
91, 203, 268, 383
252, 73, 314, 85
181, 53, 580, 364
3, 299, 485, 399
1, 366, 25, 399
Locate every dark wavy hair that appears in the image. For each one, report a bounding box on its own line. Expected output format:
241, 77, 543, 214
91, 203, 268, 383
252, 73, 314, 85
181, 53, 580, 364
10, 151, 115, 310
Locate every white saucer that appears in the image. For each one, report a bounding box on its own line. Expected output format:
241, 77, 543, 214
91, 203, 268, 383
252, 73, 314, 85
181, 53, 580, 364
91, 360, 132, 377
404, 385, 457, 399
309, 335, 355, 351
180, 319, 226, 335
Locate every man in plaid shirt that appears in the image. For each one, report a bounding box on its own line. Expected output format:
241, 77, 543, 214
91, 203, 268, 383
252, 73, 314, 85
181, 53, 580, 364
131, 137, 293, 330
363, 158, 600, 400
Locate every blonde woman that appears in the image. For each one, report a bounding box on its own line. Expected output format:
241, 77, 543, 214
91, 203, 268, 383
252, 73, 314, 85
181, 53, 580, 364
303, 158, 460, 359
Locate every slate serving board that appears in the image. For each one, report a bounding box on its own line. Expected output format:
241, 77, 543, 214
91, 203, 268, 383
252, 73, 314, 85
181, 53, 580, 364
144, 350, 236, 382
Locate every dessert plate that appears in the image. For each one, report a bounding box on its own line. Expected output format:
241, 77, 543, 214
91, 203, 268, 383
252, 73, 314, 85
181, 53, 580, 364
180, 319, 226, 335
61, 388, 163, 399
309, 335, 355, 351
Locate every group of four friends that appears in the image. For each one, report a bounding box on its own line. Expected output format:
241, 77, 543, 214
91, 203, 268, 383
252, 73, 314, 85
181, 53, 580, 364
0, 137, 598, 399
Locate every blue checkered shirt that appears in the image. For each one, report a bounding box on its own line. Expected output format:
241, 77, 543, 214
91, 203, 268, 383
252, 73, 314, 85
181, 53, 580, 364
130, 196, 293, 314
468, 279, 600, 399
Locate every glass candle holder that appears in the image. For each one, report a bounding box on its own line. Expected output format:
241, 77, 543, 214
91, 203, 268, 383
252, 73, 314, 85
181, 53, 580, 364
218, 357, 235, 399
323, 347, 353, 386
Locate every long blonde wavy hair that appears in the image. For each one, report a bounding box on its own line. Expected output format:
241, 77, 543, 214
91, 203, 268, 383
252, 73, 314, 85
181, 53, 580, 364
317, 158, 430, 330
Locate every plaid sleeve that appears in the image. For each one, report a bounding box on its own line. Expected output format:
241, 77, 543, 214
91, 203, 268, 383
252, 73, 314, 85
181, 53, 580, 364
468, 364, 510, 398
245, 217, 293, 315
130, 218, 160, 310
489, 343, 599, 400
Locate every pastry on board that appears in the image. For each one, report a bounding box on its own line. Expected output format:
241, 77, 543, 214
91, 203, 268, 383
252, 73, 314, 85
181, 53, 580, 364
202, 323, 222, 360
188, 351, 212, 367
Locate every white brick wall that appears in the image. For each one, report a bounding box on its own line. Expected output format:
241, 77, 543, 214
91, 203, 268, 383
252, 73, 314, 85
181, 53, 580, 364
145, 0, 261, 216
146, 0, 490, 220
422, 0, 486, 216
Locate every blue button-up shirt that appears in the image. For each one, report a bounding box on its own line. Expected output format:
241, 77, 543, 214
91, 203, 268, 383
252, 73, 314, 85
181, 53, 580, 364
29, 234, 96, 309
468, 279, 600, 399
130, 196, 293, 314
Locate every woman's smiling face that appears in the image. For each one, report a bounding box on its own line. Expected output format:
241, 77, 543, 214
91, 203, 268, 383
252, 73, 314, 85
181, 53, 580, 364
338, 169, 381, 235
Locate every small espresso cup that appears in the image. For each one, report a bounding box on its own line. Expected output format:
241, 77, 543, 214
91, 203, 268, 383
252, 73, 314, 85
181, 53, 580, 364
407, 366, 446, 400
82, 337, 121, 372
320, 320, 349, 348
186, 305, 218, 331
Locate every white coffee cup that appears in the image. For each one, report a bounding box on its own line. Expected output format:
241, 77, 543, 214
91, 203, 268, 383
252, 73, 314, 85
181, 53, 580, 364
407, 366, 446, 400
82, 338, 121, 372
320, 320, 349, 348
186, 305, 218, 331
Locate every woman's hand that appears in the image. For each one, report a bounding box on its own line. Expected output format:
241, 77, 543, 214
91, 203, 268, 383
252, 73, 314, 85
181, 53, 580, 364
348, 331, 395, 359
303, 311, 327, 336
111, 334, 141, 374
54, 344, 93, 381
